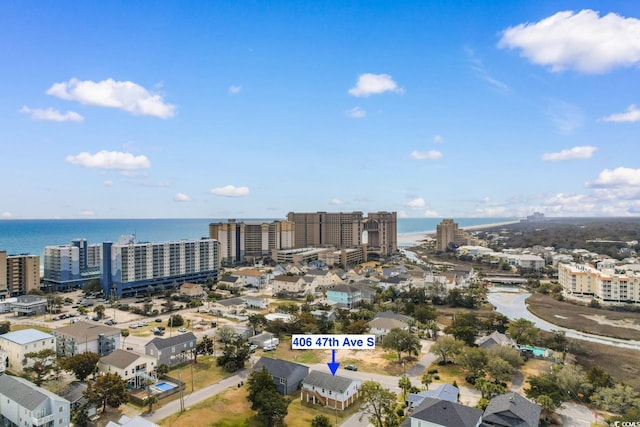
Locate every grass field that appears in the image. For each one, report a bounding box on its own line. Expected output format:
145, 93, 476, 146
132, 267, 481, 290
527, 293, 640, 341
160, 386, 362, 427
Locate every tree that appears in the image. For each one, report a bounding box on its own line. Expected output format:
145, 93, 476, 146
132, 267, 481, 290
444, 312, 481, 346
381, 328, 421, 362
197, 335, 214, 355
398, 375, 412, 399
359, 381, 399, 427
84, 372, 129, 413
429, 336, 464, 364
421, 373, 433, 390
145, 394, 158, 413
311, 414, 332, 427
586, 366, 613, 391
83, 279, 102, 294
525, 373, 566, 409
93, 304, 106, 320
344, 319, 370, 335
506, 318, 538, 345
485, 355, 513, 384
247, 367, 290, 427
60, 352, 100, 381
534, 395, 557, 422
215, 325, 237, 348
157, 363, 169, 376
0, 321, 10, 334
590, 384, 640, 414
485, 346, 523, 370
456, 347, 487, 380
78, 306, 88, 315
248, 313, 267, 335
120, 329, 130, 349
475, 378, 506, 399
24, 348, 56, 386
217, 338, 251, 372
168, 313, 184, 327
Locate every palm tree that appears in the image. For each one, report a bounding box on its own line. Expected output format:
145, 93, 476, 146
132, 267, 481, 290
421, 373, 433, 390
121, 329, 130, 349
145, 394, 158, 413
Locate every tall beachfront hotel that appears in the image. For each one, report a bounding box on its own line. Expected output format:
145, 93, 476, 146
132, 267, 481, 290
209, 219, 295, 266
101, 236, 220, 298
286, 211, 397, 259
43, 239, 102, 291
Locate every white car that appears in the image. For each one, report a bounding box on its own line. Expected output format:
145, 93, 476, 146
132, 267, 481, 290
178, 327, 187, 333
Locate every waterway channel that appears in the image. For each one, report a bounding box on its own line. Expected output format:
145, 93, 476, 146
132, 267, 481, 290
487, 287, 640, 350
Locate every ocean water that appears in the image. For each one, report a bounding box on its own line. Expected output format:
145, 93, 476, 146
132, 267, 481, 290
0, 217, 516, 256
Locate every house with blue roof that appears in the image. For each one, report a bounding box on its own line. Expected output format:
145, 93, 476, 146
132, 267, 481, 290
406, 383, 459, 409
0, 328, 56, 372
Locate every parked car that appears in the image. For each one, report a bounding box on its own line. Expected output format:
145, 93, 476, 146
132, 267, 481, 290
105, 320, 116, 325
178, 327, 187, 333
126, 347, 134, 351
263, 344, 276, 351
344, 365, 358, 371
155, 318, 163, 323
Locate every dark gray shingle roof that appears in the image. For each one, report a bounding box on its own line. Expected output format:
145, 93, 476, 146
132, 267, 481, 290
302, 371, 357, 393
482, 392, 541, 427
253, 357, 309, 381
411, 397, 483, 427
0, 374, 68, 410
146, 332, 196, 350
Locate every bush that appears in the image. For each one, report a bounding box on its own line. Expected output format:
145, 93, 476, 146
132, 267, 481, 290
428, 369, 439, 374
465, 375, 477, 385
433, 375, 440, 380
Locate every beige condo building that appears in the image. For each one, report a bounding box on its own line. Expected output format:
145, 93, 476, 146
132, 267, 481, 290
209, 219, 295, 265
0, 251, 40, 296
286, 211, 397, 259
436, 219, 479, 252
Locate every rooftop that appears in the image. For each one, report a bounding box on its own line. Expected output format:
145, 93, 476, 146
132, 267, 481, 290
0, 328, 54, 344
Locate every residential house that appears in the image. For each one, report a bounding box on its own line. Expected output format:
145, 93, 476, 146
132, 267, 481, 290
61, 382, 97, 418
98, 349, 157, 389
180, 282, 206, 298
235, 269, 267, 288
10, 294, 48, 316
218, 275, 243, 290
310, 310, 336, 322
253, 357, 309, 394
482, 392, 541, 427
301, 371, 361, 410
265, 313, 294, 323
406, 383, 459, 409
145, 332, 196, 367
243, 295, 268, 309
374, 310, 413, 323
248, 332, 276, 347
0, 374, 71, 427
368, 317, 409, 342
272, 274, 315, 297
475, 331, 517, 350
401, 397, 483, 427
106, 415, 160, 427
210, 297, 246, 315
377, 275, 411, 291
0, 329, 56, 373
326, 284, 364, 308
53, 321, 120, 357
304, 269, 334, 288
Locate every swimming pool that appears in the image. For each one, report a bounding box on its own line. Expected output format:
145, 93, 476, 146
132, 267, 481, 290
518, 345, 547, 357
153, 381, 177, 392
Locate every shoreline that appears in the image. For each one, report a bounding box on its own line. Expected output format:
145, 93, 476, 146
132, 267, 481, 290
398, 220, 521, 247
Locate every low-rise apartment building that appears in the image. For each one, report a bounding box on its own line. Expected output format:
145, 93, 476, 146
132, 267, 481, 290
559, 262, 640, 304
0, 329, 56, 373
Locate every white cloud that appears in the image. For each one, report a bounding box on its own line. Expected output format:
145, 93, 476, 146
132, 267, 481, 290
174, 193, 192, 202
1, 212, 13, 219
120, 170, 149, 178
229, 85, 242, 94
601, 104, 640, 123
47, 78, 175, 118
588, 167, 640, 188
80, 210, 95, 217
410, 150, 442, 160
66, 150, 151, 170
345, 106, 366, 118
421, 210, 440, 217
103, 180, 113, 187
19, 106, 84, 122
209, 185, 250, 197
542, 145, 597, 161
465, 47, 510, 93
498, 9, 640, 73
348, 73, 404, 97
546, 99, 584, 134
330, 198, 345, 205
405, 197, 426, 208
433, 135, 443, 143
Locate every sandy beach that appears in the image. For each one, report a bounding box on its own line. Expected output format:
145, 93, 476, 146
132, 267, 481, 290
397, 220, 520, 247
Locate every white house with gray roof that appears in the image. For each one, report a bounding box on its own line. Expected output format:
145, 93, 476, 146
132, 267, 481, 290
301, 370, 361, 410
0, 374, 70, 427
145, 332, 196, 367
98, 349, 157, 389
482, 392, 541, 427
0, 328, 56, 373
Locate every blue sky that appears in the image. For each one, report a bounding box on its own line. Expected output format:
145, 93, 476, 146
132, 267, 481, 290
2, 1, 640, 219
